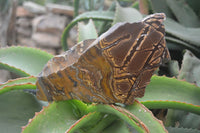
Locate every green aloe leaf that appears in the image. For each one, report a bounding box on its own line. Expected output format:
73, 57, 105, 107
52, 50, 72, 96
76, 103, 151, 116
167, 60, 179, 77
66, 112, 105, 133
77, 19, 98, 42
178, 50, 200, 87
102, 119, 134, 133
88, 114, 117, 133
139, 76, 200, 114
185, 0, 200, 15
23, 100, 114, 133
166, 109, 200, 129
61, 11, 114, 50
166, 0, 200, 27
0, 47, 53, 77
165, 51, 200, 129
0, 90, 42, 133
0, 76, 36, 94
23, 100, 167, 133
22, 100, 87, 133
87, 101, 167, 133
164, 18, 200, 48
150, 0, 173, 17
87, 104, 147, 133
113, 3, 142, 25
165, 36, 200, 55
125, 101, 168, 133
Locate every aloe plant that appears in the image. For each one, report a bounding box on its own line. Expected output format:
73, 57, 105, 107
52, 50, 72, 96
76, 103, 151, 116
0, 1, 200, 133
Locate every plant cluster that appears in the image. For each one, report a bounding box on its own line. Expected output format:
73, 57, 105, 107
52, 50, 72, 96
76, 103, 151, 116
0, 0, 200, 132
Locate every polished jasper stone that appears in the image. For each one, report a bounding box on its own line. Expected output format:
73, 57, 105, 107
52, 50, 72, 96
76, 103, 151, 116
36, 13, 170, 105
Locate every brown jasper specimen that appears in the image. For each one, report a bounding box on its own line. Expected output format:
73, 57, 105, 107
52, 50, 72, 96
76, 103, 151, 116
36, 13, 170, 105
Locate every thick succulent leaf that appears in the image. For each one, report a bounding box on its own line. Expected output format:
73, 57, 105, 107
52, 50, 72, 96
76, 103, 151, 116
150, 0, 173, 17
167, 127, 200, 133
166, 0, 200, 27
22, 100, 87, 133
165, 51, 200, 129
132, 1, 139, 9
126, 101, 168, 133
61, 11, 114, 50
102, 119, 135, 133
112, 3, 142, 25
66, 112, 105, 133
87, 101, 167, 133
23, 101, 167, 132
23, 99, 114, 133
66, 99, 88, 118
0, 90, 42, 133
77, 19, 98, 42
165, 36, 200, 55
185, 0, 200, 15
0, 47, 53, 76
174, 112, 200, 129
138, 76, 200, 114
164, 18, 200, 48
0, 76, 36, 94
166, 109, 200, 129
87, 103, 148, 133
88, 115, 117, 133
178, 50, 200, 87
168, 60, 179, 77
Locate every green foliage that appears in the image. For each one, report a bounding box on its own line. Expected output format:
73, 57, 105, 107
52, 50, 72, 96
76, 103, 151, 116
149, 0, 200, 59
22, 101, 79, 133
140, 76, 200, 114
0, 76, 36, 94
0, 0, 200, 132
178, 50, 200, 86
166, 0, 200, 27
113, 2, 143, 24
0, 47, 53, 76
0, 91, 43, 133
61, 11, 114, 50
77, 19, 98, 42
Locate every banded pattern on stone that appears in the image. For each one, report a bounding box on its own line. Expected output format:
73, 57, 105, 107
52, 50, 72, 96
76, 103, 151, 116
36, 13, 170, 105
